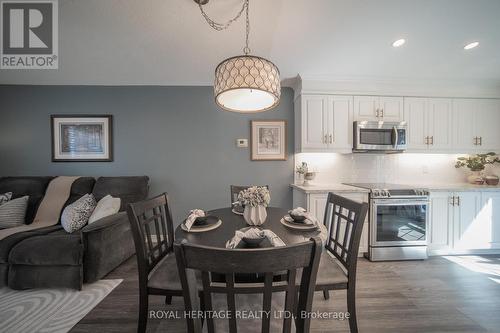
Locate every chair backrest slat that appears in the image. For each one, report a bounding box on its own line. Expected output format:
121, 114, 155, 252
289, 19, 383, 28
175, 238, 322, 333
323, 193, 368, 275
127, 193, 175, 283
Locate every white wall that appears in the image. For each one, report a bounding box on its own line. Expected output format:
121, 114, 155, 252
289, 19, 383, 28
294, 153, 500, 185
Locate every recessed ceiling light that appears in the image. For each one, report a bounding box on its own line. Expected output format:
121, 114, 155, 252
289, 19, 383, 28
464, 41, 479, 50
392, 39, 406, 47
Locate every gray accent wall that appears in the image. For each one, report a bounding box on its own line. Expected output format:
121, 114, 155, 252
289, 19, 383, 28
0, 85, 294, 223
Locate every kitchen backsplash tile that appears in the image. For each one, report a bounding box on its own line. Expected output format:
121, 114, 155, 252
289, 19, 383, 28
294, 153, 500, 185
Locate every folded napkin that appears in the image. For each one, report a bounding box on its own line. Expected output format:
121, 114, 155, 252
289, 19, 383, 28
184, 209, 206, 231
226, 227, 286, 249
288, 207, 319, 226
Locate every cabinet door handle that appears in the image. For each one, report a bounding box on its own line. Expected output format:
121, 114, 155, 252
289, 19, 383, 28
381, 109, 384, 118
375, 109, 380, 118
450, 196, 455, 206
430, 136, 434, 145
479, 137, 482, 145
425, 136, 429, 145
457, 196, 460, 206
473, 137, 478, 145
329, 134, 333, 144
323, 134, 327, 144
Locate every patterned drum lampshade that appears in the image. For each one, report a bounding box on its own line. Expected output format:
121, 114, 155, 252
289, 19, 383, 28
214, 55, 281, 113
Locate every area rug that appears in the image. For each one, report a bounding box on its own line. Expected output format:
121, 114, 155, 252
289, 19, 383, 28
0, 279, 122, 333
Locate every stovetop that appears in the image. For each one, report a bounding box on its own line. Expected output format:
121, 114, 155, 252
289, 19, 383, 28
343, 183, 429, 198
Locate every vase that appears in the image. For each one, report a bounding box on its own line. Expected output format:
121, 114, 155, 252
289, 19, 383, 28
303, 172, 316, 185
243, 205, 267, 226
467, 170, 484, 184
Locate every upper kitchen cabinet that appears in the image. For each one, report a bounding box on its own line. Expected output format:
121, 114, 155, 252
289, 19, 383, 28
453, 99, 500, 152
295, 94, 353, 153
353, 96, 404, 122
405, 97, 453, 152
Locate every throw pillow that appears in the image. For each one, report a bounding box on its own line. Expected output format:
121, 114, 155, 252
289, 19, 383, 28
61, 194, 97, 233
0, 192, 13, 205
88, 195, 121, 224
0, 196, 29, 229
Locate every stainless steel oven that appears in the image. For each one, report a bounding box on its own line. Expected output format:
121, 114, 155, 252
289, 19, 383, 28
369, 195, 429, 261
353, 121, 407, 153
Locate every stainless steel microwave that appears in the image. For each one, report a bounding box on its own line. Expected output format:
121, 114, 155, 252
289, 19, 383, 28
353, 121, 407, 153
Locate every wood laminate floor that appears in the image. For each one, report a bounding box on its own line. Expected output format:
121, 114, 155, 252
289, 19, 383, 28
71, 254, 500, 333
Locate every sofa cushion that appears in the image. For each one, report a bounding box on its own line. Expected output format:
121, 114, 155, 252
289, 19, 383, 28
62, 177, 96, 210
61, 194, 97, 233
9, 233, 83, 266
93, 176, 149, 211
0, 177, 54, 224
0, 196, 29, 229
0, 226, 63, 264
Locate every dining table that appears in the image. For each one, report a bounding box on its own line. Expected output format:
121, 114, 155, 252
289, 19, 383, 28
174, 206, 326, 248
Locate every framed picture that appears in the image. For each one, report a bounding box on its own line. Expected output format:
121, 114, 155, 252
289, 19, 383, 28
251, 120, 287, 161
51, 115, 113, 162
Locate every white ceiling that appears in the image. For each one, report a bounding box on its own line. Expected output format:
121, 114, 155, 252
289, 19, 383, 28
1, 0, 500, 86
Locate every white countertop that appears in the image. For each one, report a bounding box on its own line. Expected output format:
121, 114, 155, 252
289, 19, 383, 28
291, 183, 500, 193
414, 183, 500, 192
290, 183, 369, 193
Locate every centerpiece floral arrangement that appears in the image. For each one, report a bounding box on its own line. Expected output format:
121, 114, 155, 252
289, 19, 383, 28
237, 186, 271, 208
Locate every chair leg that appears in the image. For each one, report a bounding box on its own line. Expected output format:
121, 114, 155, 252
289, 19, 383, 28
165, 295, 172, 305
347, 286, 358, 333
138, 292, 149, 333
322, 290, 330, 300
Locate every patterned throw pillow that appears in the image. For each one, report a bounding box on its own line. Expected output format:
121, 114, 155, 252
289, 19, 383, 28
0, 192, 13, 206
0, 196, 29, 229
61, 194, 97, 233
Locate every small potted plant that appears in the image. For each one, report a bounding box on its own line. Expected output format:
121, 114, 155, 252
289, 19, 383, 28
237, 186, 271, 226
455, 152, 500, 184
296, 162, 316, 185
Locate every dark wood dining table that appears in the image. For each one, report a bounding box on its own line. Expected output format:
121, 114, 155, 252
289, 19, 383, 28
174, 207, 325, 248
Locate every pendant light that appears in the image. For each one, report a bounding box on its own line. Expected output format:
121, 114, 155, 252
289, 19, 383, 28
196, 0, 281, 113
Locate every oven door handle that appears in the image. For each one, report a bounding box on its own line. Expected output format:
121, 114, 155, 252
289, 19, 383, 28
392, 126, 398, 148
372, 199, 430, 205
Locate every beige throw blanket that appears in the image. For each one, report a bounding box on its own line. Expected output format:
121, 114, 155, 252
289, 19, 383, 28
0, 176, 80, 241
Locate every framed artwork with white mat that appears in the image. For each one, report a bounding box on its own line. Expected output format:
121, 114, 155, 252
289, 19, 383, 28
250, 120, 287, 161
51, 115, 113, 162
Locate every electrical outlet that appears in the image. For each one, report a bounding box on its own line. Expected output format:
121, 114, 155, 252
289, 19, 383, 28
236, 139, 248, 148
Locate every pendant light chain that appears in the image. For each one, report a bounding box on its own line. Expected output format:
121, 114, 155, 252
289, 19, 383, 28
198, 0, 250, 54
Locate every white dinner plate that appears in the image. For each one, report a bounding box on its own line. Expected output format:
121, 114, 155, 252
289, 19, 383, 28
280, 218, 318, 231
180, 219, 222, 233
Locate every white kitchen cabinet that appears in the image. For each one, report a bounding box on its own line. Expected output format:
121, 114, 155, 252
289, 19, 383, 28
475, 99, 500, 151
300, 95, 329, 150
405, 98, 453, 152
295, 94, 352, 153
428, 190, 500, 255
428, 192, 454, 253
293, 189, 369, 256
353, 96, 404, 122
452, 99, 500, 152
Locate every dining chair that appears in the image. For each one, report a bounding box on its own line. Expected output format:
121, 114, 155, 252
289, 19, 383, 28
127, 193, 184, 333
230, 185, 269, 205
174, 237, 323, 333
315, 193, 368, 333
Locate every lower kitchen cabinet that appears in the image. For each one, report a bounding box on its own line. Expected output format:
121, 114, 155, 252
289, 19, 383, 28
428, 190, 500, 255
292, 190, 369, 256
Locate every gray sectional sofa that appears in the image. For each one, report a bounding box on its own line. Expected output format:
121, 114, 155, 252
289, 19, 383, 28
0, 176, 149, 290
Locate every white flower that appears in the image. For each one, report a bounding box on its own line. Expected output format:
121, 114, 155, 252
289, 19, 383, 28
237, 186, 271, 207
